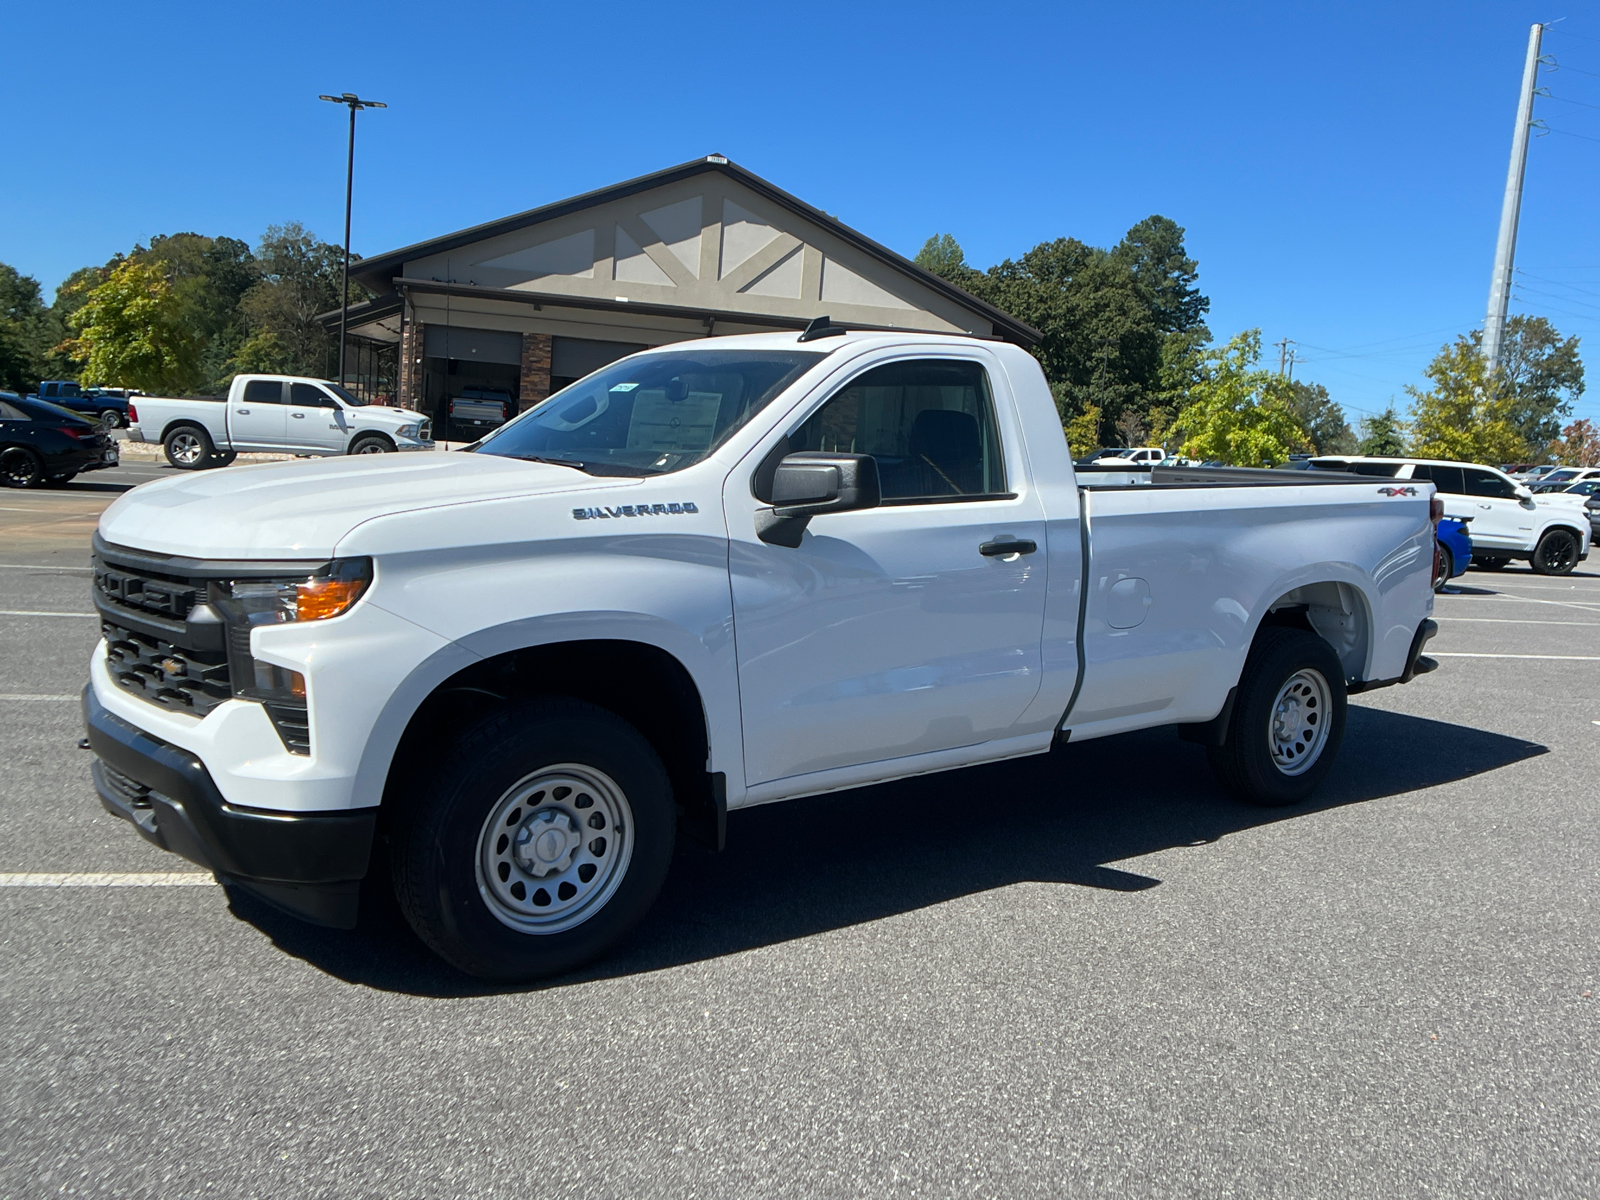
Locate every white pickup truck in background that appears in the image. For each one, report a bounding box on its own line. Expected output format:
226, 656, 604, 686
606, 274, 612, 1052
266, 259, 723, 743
84, 329, 1439, 980
128, 374, 433, 469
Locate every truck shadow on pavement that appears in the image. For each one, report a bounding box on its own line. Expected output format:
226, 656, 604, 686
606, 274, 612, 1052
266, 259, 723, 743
226, 705, 1545, 996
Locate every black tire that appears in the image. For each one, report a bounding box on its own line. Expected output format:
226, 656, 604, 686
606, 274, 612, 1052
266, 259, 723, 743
349, 434, 394, 455
390, 698, 676, 980
163, 424, 214, 470
98, 408, 123, 429
1207, 627, 1348, 807
1531, 528, 1580, 576
1432, 541, 1453, 592
0, 446, 44, 488
1473, 556, 1508, 571
214, 450, 237, 466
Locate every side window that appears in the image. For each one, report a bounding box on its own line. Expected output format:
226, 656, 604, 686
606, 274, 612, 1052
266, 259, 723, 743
1413, 464, 1465, 494
0, 400, 28, 420
242, 379, 285, 405
1463, 468, 1517, 499
290, 382, 333, 408
788, 359, 1007, 502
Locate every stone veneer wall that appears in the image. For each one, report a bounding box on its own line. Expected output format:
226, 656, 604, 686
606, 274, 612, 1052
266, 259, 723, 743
520, 333, 553, 412
399, 319, 424, 411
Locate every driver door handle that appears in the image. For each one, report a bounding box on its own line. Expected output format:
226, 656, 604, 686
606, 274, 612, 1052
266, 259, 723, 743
980, 539, 1037, 557
291, 412, 305, 419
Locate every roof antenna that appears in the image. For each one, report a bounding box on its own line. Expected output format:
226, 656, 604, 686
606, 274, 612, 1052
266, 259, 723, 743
798, 315, 848, 343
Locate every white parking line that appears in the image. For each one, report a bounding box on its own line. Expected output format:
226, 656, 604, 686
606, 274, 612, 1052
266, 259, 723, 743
0, 873, 215, 887
0, 564, 93, 571
1437, 617, 1600, 626
1427, 659, 1600, 668
0, 694, 78, 701
0, 610, 97, 618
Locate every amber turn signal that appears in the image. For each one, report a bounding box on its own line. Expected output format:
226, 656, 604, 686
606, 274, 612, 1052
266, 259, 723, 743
296, 575, 369, 621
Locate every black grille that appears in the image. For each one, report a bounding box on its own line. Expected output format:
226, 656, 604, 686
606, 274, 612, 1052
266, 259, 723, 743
265, 705, 311, 755
94, 561, 201, 623
100, 762, 153, 809
103, 620, 231, 715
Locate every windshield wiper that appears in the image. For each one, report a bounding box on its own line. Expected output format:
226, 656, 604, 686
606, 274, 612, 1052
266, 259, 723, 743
502, 454, 660, 477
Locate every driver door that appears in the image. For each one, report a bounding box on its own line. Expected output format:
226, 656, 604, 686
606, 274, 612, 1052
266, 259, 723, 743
285, 382, 349, 453
725, 354, 1049, 789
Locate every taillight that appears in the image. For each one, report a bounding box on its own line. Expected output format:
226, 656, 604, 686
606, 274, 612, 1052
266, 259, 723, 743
127, 402, 138, 424
56, 426, 84, 440
1429, 495, 1443, 524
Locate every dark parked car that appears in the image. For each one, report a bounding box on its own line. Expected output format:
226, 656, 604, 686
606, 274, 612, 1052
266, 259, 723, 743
28, 380, 130, 428
0, 392, 120, 486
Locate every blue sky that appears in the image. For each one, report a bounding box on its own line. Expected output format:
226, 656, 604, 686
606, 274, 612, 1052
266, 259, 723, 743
3, 1, 1598, 428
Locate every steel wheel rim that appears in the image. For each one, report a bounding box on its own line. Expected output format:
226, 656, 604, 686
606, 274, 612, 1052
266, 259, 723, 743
1267, 668, 1332, 777
475, 763, 634, 935
169, 433, 203, 465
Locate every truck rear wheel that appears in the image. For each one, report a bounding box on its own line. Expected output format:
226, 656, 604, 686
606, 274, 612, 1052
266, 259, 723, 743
163, 424, 214, 470
1207, 627, 1347, 807
1531, 529, 1580, 576
390, 698, 675, 980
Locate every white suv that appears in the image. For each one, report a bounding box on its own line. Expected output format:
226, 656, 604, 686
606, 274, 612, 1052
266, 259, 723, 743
1310, 456, 1591, 575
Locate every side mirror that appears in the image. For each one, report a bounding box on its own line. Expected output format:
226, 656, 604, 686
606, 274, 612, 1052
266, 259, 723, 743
1515, 484, 1535, 506
756, 452, 880, 547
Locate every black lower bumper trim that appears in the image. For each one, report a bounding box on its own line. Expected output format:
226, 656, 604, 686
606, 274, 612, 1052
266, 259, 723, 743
82, 684, 376, 928
1348, 618, 1439, 695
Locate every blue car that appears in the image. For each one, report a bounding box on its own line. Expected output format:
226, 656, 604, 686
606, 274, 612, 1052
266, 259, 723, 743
1434, 516, 1472, 592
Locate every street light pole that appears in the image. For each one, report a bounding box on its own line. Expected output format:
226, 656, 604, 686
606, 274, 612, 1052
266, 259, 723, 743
319, 92, 387, 387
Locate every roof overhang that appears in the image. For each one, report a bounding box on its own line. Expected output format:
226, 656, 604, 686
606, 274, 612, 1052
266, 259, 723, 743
345, 157, 1039, 347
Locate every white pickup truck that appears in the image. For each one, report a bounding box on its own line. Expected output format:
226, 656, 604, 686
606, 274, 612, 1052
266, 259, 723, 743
128, 374, 433, 469
83, 329, 1439, 979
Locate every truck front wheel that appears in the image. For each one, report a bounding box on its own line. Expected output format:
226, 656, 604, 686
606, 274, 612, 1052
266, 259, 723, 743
163, 425, 215, 470
390, 698, 676, 980
1207, 627, 1347, 807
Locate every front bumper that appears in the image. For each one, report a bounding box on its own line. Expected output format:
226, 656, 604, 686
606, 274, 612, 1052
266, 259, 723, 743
83, 684, 376, 928
395, 438, 435, 452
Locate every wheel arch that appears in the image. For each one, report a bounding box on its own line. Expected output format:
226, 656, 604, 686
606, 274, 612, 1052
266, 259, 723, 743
159, 417, 213, 444
361, 633, 723, 838
1250, 577, 1375, 685
348, 430, 396, 453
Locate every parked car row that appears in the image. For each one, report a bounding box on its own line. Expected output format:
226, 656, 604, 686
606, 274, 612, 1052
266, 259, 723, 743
0, 391, 121, 485
1308, 455, 1591, 574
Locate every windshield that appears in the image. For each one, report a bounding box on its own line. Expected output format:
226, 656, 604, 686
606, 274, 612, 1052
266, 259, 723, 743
474, 349, 823, 475
324, 382, 368, 407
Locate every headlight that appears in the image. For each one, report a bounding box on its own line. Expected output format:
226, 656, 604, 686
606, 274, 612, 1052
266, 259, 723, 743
213, 558, 372, 626
396, 423, 420, 438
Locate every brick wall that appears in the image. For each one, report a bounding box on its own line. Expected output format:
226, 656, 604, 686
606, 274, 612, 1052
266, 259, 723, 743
399, 320, 424, 410
520, 333, 553, 411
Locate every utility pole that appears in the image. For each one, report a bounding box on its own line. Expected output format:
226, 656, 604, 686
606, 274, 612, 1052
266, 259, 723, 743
1274, 337, 1294, 376
1483, 24, 1543, 375
319, 92, 387, 387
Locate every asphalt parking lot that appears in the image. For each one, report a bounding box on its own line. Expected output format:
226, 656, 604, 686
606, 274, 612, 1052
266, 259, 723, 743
1, 465, 1597, 1198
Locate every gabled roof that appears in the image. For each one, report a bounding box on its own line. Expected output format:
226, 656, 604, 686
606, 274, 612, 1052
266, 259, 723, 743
349, 156, 1038, 346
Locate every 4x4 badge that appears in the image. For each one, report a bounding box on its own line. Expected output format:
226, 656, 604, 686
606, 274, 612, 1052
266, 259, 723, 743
1377, 486, 1418, 497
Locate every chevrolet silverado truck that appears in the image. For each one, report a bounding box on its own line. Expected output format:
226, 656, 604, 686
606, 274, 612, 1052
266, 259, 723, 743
127, 374, 433, 469
83, 328, 1439, 979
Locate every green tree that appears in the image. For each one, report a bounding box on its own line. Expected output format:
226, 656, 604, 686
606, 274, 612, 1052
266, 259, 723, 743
1062, 400, 1102, 458
1168, 330, 1311, 466
69, 259, 202, 393
1474, 315, 1583, 450
914, 234, 974, 283
1286, 380, 1355, 454
1407, 336, 1526, 464
238, 223, 359, 381
1356, 406, 1407, 456
917, 218, 1209, 449
0, 262, 60, 392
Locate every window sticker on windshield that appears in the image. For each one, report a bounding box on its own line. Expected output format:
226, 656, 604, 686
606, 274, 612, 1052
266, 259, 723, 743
625, 389, 722, 452
610, 382, 640, 392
